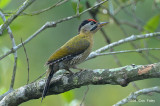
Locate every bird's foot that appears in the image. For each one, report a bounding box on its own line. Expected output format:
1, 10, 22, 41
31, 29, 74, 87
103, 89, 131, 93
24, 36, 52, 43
66, 69, 74, 75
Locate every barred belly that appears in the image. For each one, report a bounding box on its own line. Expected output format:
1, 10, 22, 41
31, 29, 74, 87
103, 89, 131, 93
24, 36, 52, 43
67, 53, 84, 66
58, 49, 90, 69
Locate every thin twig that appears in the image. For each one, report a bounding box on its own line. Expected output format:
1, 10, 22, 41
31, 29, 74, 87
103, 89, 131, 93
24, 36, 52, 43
120, 20, 143, 31
55, 0, 108, 24
21, 38, 30, 84
22, 0, 68, 16
131, 82, 140, 91
30, 71, 46, 83
85, 1, 111, 44
102, 7, 152, 63
0, 0, 109, 61
130, 1, 144, 26
113, 86, 160, 106
2, 0, 69, 16
10, 56, 18, 89
0, 11, 18, 90
76, 0, 80, 15
114, 1, 135, 15
104, 4, 144, 88
114, 0, 144, 25
147, 52, 160, 62
86, 32, 160, 60
86, 1, 122, 66
88, 48, 160, 59
0, 0, 36, 35
80, 85, 89, 106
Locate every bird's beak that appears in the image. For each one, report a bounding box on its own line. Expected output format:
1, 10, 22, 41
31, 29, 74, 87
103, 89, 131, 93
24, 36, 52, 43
98, 22, 109, 27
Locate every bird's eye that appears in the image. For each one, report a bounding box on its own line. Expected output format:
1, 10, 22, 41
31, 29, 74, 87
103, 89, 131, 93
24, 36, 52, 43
90, 21, 95, 25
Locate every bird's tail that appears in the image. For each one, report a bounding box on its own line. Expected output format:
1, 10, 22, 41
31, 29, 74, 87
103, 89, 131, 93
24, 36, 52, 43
41, 65, 54, 102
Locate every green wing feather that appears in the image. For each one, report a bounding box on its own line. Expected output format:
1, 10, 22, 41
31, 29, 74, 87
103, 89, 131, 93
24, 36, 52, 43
47, 35, 90, 64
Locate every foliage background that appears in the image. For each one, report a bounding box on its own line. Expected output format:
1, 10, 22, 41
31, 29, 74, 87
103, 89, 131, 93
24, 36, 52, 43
0, 0, 160, 106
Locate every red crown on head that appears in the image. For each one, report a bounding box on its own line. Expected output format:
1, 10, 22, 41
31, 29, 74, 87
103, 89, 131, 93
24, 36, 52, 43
88, 19, 97, 22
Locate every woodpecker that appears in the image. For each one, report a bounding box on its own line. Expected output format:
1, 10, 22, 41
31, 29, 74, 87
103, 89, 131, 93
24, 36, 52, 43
41, 19, 108, 101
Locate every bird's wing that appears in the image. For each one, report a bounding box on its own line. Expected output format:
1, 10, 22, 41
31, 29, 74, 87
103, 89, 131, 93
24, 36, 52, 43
46, 36, 90, 65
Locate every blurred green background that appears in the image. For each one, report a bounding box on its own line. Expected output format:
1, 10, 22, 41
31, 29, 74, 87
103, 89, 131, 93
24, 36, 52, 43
0, 0, 160, 106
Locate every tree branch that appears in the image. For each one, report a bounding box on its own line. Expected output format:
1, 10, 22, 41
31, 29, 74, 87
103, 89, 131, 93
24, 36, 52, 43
21, 38, 30, 84
0, 11, 18, 90
0, 0, 36, 35
87, 32, 160, 60
22, 0, 68, 16
0, 0, 109, 61
120, 20, 143, 31
2, 0, 69, 16
90, 48, 160, 58
114, 86, 160, 106
0, 62, 160, 106
85, 1, 122, 66
103, 7, 152, 64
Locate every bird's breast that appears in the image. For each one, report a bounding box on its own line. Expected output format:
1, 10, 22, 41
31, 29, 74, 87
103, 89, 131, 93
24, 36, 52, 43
58, 46, 92, 69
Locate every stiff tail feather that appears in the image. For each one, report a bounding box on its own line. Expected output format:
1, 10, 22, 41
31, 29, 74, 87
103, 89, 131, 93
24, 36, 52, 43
41, 65, 54, 102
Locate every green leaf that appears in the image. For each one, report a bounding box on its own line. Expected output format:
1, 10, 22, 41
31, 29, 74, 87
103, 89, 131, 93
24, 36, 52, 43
61, 90, 74, 103
0, 0, 11, 8
143, 14, 160, 32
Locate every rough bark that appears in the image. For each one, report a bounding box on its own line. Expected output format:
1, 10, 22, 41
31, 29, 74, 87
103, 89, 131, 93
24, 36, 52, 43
0, 62, 160, 106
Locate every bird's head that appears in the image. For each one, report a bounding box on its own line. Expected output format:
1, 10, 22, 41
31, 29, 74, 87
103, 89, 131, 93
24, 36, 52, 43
78, 19, 109, 34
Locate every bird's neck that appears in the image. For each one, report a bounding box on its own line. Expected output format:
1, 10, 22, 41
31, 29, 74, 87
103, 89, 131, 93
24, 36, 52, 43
79, 32, 93, 38
78, 32, 93, 43
78, 32, 94, 46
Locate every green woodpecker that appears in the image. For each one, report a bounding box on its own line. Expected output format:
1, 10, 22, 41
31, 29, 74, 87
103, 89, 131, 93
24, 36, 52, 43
42, 19, 108, 101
